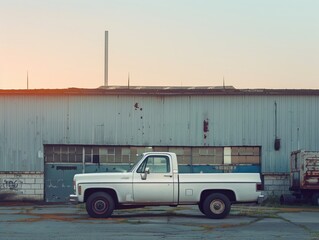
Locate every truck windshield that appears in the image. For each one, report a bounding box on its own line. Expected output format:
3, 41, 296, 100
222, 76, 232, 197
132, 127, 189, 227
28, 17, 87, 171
127, 154, 144, 172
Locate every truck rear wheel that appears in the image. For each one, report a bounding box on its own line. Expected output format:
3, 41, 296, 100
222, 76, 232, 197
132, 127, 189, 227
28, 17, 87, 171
86, 192, 115, 218
203, 193, 231, 219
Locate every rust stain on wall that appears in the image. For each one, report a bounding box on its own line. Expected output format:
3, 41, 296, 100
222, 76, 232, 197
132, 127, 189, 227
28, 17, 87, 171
203, 118, 209, 140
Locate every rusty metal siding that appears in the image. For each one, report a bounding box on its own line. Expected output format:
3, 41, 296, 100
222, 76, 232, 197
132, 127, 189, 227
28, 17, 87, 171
1, 93, 319, 173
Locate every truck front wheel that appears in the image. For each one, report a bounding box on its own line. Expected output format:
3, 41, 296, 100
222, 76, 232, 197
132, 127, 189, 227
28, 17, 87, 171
203, 193, 231, 219
86, 192, 115, 218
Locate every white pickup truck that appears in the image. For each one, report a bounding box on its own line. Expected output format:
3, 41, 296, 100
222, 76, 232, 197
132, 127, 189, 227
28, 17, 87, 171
70, 152, 264, 219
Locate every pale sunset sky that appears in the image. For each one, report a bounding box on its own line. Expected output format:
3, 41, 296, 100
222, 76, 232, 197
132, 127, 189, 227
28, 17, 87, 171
1, 0, 318, 89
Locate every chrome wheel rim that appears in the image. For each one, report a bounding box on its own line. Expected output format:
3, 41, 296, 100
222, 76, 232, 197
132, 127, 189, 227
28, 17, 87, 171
210, 199, 225, 214
94, 199, 108, 214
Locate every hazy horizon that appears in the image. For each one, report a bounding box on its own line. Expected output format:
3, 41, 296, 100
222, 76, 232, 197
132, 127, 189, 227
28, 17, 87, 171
1, 0, 319, 90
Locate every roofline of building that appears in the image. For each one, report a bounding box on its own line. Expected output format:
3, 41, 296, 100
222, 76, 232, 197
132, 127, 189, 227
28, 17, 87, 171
1, 86, 319, 96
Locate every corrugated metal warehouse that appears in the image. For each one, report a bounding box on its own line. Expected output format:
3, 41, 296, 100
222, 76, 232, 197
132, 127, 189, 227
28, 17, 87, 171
1, 86, 319, 202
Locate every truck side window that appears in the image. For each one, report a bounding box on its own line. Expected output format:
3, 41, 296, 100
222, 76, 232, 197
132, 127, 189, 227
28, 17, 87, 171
137, 159, 147, 173
137, 156, 170, 173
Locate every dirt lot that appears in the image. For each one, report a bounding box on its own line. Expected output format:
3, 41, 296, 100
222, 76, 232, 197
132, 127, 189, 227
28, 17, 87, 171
0, 203, 319, 240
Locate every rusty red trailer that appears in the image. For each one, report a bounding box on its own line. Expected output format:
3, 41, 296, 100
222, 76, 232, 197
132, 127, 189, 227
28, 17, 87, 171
281, 150, 319, 205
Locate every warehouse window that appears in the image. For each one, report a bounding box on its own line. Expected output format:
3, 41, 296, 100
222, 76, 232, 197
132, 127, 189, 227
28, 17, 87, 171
44, 145, 83, 163
191, 147, 224, 165
230, 147, 260, 164
44, 145, 260, 165
44, 145, 134, 164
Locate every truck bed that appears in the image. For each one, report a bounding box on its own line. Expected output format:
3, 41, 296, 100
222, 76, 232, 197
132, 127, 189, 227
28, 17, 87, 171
178, 173, 261, 203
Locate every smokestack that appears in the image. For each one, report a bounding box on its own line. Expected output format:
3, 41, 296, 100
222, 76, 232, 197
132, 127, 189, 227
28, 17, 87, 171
104, 31, 108, 86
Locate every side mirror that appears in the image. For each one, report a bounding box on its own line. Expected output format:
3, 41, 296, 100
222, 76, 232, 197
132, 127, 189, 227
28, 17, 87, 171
141, 167, 150, 180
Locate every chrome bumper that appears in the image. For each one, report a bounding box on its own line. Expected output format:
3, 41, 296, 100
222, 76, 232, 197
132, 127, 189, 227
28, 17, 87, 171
69, 194, 79, 204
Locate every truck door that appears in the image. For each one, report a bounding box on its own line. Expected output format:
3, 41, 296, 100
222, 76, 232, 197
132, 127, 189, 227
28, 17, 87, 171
132, 155, 175, 203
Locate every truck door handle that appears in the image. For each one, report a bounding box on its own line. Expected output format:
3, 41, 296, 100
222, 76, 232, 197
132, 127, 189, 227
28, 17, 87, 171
164, 174, 172, 178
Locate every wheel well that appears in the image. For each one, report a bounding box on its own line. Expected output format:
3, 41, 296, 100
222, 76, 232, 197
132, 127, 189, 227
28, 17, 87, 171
84, 188, 118, 205
200, 190, 236, 203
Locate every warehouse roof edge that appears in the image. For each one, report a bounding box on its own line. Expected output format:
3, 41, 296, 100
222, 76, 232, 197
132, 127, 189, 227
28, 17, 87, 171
1, 86, 319, 96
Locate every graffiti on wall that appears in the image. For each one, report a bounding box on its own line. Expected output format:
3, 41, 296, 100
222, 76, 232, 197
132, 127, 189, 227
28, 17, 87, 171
0, 179, 23, 191
0, 175, 24, 200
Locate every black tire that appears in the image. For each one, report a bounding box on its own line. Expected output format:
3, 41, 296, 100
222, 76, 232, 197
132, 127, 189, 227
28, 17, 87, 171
312, 193, 319, 206
202, 193, 231, 219
86, 192, 115, 218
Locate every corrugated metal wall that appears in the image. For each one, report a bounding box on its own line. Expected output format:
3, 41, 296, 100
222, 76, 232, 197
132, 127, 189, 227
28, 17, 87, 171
1, 93, 319, 173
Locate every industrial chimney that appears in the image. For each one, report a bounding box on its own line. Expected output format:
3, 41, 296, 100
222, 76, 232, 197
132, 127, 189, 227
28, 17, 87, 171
104, 31, 108, 86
